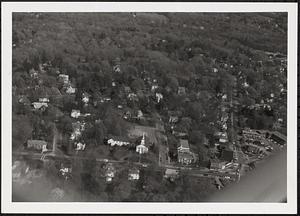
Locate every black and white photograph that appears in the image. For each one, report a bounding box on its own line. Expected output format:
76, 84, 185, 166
1, 2, 297, 214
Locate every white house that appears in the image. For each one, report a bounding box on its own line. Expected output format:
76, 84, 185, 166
75, 142, 86, 151
32, 102, 48, 110
71, 110, 81, 118
243, 82, 250, 88
128, 93, 138, 101
136, 133, 149, 154
39, 98, 50, 103
105, 164, 116, 182
151, 84, 159, 92
58, 74, 69, 84
213, 68, 218, 73
107, 138, 130, 147
155, 93, 163, 103
128, 168, 140, 181
137, 110, 143, 119
82, 93, 90, 104
66, 85, 76, 94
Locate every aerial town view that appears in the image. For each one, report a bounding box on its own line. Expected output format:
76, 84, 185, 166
12, 12, 287, 202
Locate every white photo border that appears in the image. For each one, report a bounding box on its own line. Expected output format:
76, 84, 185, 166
1, 2, 297, 214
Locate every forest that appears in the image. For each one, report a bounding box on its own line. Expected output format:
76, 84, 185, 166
12, 12, 287, 201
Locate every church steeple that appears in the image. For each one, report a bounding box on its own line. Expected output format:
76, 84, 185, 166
141, 132, 145, 145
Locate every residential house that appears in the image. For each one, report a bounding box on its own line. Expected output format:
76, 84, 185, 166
123, 110, 132, 120
137, 110, 144, 119
151, 84, 159, 92
164, 168, 179, 182
70, 121, 83, 140
58, 74, 69, 84
128, 168, 140, 181
136, 133, 149, 154
212, 68, 218, 73
128, 93, 138, 101
71, 109, 81, 118
75, 142, 86, 151
18, 95, 31, 105
124, 86, 132, 94
107, 137, 130, 147
39, 98, 49, 103
42, 144, 51, 153
29, 68, 38, 79
82, 92, 91, 104
113, 64, 121, 73
177, 87, 186, 95
169, 116, 179, 124
66, 85, 76, 94
32, 102, 48, 110
27, 140, 47, 150
59, 163, 72, 180
172, 130, 188, 139
219, 132, 228, 143
155, 92, 163, 103
105, 163, 116, 183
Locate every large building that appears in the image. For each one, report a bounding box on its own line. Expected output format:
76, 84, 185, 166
27, 140, 48, 151
269, 131, 286, 146
177, 139, 197, 165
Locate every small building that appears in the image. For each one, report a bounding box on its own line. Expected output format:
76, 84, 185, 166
136, 133, 149, 154
39, 98, 49, 103
27, 140, 47, 150
32, 102, 48, 110
169, 116, 179, 124
124, 86, 132, 94
70, 121, 83, 140
172, 130, 188, 139
212, 68, 218, 73
71, 109, 81, 118
58, 74, 69, 84
113, 64, 121, 73
75, 142, 86, 151
128, 93, 138, 101
151, 84, 159, 92
66, 85, 76, 94
18, 95, 31, 105
164, 168, 179, 182
128, 168, 140, 181
177, 87, 186, 95
29, 68, 38, 79
82, 92, 90, 104
107, 137, 130, 147
123, 110, 132, 120
60, 163, 72, 180
137, 110, 143, 119
155, 92, 163, 103
105, 163, 116, 183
